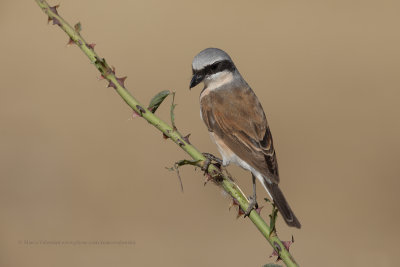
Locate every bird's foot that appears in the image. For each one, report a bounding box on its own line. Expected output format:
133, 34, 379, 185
201, 153, 222, 172
201, 153, 223, 185
244, 196, 259, 217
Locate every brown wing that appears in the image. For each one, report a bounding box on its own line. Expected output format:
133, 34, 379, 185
200, 85, 279, 183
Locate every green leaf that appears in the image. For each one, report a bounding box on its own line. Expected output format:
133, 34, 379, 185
170, 91, 177, 129
74, 22, 82, 32
147, 90, 170, 113
175, 159, 200, 167
269, 203, 279, 235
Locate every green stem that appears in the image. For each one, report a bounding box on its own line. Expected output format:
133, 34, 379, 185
34, 1, 299, 266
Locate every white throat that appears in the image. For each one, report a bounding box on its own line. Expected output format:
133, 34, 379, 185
204, 71, 234, 91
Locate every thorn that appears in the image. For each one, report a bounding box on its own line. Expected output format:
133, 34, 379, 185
176, 139, 185, 147
236, 207, 245, 219
48, 5, 61, 26
230, 198, 245, 218
230, 198, 246, 218
49, 4, 59, 15
99, 66, 114, 81
282, 237, 294, 251
116, 76, 127, 87
136, 105, 146, 115
163, 130, 170, 139
103, 65, 115, 76
255, 206, 264, 215
87, 43, 96, 49
183, 133, 191, 144
107, 80, 116, 89
132, 110, 141, 119
66, 37, 75, 46
269, 238, 294, 261
232, 198, 240, 206
229, 198, 239, 210
49, 17, 61, 26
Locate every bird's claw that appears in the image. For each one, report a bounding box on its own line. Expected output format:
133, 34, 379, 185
201, 153, 223, 186
201, 158, 211, 172
202, 153, 222, 172
244, 196, 259, 217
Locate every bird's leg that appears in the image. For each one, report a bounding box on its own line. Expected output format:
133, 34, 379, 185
244, 174, 259, 217
201, 152, 223, 172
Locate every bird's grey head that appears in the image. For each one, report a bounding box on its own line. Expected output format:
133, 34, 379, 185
189, 48, 236, 89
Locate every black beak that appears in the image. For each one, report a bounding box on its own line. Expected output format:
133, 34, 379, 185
189, 73, 204, 89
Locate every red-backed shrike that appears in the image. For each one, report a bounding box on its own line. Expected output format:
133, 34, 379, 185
190, 48, 301, 228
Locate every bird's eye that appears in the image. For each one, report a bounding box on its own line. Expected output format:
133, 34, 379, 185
211, 62, 221, 73
211, 63, 219, 71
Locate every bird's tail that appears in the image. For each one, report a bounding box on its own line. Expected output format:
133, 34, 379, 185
263, 182, 301, 228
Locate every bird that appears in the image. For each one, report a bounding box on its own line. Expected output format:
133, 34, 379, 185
189, 48, 301, 228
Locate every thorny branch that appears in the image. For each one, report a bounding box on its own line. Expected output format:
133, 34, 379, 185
34, 1, 299, 266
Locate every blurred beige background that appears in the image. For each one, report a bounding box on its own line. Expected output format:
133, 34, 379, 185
1, 0, 399, 266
